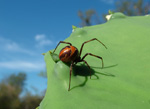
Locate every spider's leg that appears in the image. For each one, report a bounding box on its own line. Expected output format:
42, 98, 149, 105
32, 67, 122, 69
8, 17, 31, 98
82, 60, 92, 79
79, 38, 107, 56
68, 61, 74, 91
53, 41, 72, 53
81, 53, 104, 68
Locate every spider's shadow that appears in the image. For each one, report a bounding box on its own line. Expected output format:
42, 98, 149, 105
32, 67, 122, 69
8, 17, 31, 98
69, 63, 117, 91
73, 63, 95, 77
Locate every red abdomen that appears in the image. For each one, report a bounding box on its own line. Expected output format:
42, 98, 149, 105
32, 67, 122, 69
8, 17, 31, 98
59, 46, 79, 63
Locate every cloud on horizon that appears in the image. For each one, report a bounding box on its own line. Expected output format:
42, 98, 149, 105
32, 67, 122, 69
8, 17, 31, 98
0, 36, 35, 55
0, 34, 58, 72
0, 36, 46, 72
0, 60, 45, 72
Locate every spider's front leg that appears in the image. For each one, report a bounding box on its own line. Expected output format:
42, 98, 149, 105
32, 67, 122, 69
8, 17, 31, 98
79, 38, 107, 56
53, 41, 72, 53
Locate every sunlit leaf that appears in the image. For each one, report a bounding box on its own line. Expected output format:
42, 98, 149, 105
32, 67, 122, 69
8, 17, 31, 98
38, 13, 150, 109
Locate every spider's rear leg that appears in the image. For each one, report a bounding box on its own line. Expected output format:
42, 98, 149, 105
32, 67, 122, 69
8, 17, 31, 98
81, 60, 92, 79
81, 53, 104, 69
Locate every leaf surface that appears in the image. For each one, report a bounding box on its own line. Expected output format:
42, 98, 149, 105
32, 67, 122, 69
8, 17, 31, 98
39, 13, 150, 109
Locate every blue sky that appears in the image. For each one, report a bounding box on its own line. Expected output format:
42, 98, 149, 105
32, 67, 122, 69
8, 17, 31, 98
0, 0, 115, 94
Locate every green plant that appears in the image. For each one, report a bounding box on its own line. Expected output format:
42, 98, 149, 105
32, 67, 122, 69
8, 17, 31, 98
38, 13, 150, 109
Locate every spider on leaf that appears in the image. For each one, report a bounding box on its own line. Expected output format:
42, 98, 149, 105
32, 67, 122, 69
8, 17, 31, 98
53, 38, 107, 91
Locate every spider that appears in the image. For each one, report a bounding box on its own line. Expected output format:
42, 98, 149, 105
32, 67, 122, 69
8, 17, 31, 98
53, 38, 107, 91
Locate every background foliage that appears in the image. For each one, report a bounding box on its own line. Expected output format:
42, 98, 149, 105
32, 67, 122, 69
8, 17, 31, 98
0, 73, 43, 109
78, 0, 150, 26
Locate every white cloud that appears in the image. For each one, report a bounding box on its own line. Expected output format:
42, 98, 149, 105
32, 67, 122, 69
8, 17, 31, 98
0, 36, 46, 72
0, 61, 45, 72
35, 34, 45, 41
0, 36, 35, 55
100, 0, 114, 4
35, 34, 53, 47
5, 42, 19, 50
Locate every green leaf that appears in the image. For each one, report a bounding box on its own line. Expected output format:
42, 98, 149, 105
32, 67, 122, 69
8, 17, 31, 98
108, 10, 114, 14
72, 25, 77, 31
49, 51, 60, 63
38, 13, 150, 109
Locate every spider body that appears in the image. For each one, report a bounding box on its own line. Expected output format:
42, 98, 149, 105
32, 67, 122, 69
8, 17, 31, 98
53, 38, 107, 91
59, 46, 79, 63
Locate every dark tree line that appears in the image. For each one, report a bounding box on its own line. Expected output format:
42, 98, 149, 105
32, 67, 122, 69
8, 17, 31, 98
115, 0, 150, 16
0, 73, 43, 109
78, 0, 150, 26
